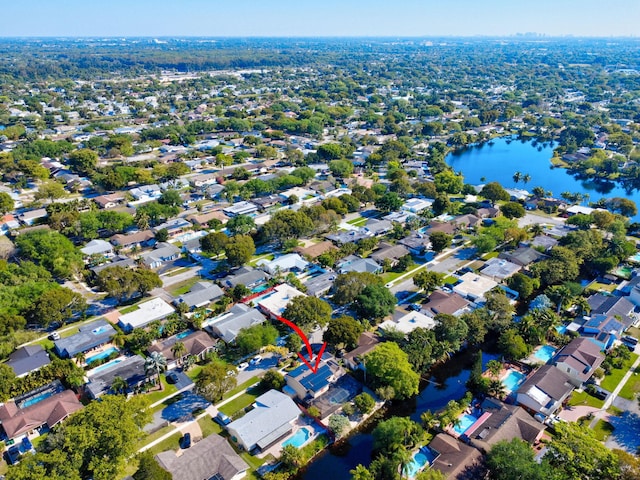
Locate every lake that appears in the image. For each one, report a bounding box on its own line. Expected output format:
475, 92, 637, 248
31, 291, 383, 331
299, 350, 499, 480
446, 136, 640, 222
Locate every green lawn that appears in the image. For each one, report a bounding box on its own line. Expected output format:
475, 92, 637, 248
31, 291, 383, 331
347, 216, 367, 226
147, 431, 181, 456
223, 376, 261, 400
144, 378, 179, 404
592, 419, 615, 441
601, 353, 639, 392
626, 326, 640, 340
186, 365, 203, 381
567, 390, 604, 409
482, 251, 499, 260
218, 385, 266, 417
381, 271, 404, 284
248, 253, 274, 266
135, 424, 175, 451
587, 281, 618, 293
618, 367, 640, 400
119, 304, 140, 314
198, 415, 223, 438
167, 277, 201, 297
166, 267, 191, 277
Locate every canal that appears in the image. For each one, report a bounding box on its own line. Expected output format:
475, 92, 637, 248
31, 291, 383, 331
299, 349, 499, 480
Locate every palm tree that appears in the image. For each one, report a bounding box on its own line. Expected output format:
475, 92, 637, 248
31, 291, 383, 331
574, 297, 591, 317
111, 376, 128, 395
145, 352, 167, 391
522, 173, 531, 184
486, 359, 503, 379
512, 171, 522, 184
395, 446, 413, 479
183, 355, 196, 371
487, 379, 507, 398
171, 341, 187, 366
112, 332, 126, 348
529, 223, 544, 237
421, 410, 438, 431
74, 352, 86, 367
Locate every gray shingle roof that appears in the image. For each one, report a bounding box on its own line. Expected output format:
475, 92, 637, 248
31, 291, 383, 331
53, 319, 116, 358
6, 345, 50, 377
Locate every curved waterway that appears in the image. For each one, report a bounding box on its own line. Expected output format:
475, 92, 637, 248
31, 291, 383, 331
446, 136, 640, 222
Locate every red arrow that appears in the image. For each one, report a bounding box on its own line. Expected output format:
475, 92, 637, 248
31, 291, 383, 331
275, 315, 328, 374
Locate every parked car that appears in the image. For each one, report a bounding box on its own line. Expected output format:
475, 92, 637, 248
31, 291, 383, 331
238, 362, 249, 370
181, 432, 191, 449
48, 331, 60, 341
21, 437, 33, 451
407, 304, 421, 311
594, 388, 608, 400
250, 355, 263, 365
215, 412, 232, 426
4, 446, 21, 465
621, 335, 638, 350
166, 372, 179, 384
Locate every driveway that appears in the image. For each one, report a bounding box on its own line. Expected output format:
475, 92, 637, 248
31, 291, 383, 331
235, 353, 278, 385
168, 370, 194, 391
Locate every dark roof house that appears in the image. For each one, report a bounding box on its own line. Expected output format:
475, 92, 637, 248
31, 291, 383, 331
552, 337, 605, 387
6, 345, 50, 377
53, 319, 116, 359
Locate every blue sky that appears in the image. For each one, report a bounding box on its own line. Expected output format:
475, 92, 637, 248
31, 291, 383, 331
3, 0, 639, 37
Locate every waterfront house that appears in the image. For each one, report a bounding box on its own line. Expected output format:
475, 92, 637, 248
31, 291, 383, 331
226, 390, 301, 452
516, 365, 574, 417
552, 337, 605, 387
429, 433, 483, 480
284, 355, 343, 401
85, 355, 147, 398
343, 332, 380, 371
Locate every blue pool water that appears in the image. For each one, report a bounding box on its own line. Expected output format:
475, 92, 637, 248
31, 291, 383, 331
90, 357, 123, 374
630, 253, 640, 263
251, 284, 270, 294
176, 330, 194, 340
556, 325, 568, 335
282, 427, 312, 448
534, 345, 557, 363
86, 347, 119, 364
21, 390, 55, 408
453, 414, 477, 436
403, 450, 437, 478
502, 370, 526, 393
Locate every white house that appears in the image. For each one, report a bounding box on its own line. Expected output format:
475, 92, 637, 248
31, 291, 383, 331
118, 297, 175, 332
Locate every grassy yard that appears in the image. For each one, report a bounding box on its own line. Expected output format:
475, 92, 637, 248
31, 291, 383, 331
197, 415, 223, 438
586, 280, 618, 293
218, 385, 267, 417
147, 430, 182, 456
249, 253, 274, 266
347, 216, 367, 226
223, 376, 261, 400
381, 271, 404, 284
165, 267, 191, 277
482, 251, 499, 260
144, 377, 179, 404
135, 424, 175, 451
119, 303, 140, 314
619, 367, 640, 400
186, 364, 203, 381
567, 390, 605, 409
601, 352, 639, 392
593, 419, 615, 441
167, 276, 201, 297
626, 326, 640, 340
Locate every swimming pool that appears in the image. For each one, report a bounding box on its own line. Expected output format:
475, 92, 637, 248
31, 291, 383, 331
502, 369, 526, 393
282, 427, 312, 448
453, 414, 477, 436
534, 345, 556, 363
629, 253, 640, 263
556, 324, 567, 335
86, 347, 119, 364
91, 325, 111, 335
176, 330, 194, 340
251, 284, 270, 294
403, 450, 436, 478
89, 357, 123, 375
18, 381, 66, 409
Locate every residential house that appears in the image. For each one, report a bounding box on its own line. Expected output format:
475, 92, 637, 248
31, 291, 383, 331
284, 355, 343, 401
256, 284, 306, 319
155, 433, 249, 480
465, 398, 546, 454
424, 221, 456, 236
516, 365, 574, 417
118, 297, 175, 332
421, 291, 471, 318
343, 332, 380, 371
498, 247, 547, 267
402, 197, 433, 214
399, 232, 431, 257
90, 255, 136, 275
6, 345, 50, 378
252, 194, 284, 211
0, 389, 83, 441
128, 184, 161, 203
363, 219, 393, 236
226, 390, 301, 452
259, 253, 309, 276
480, 257, 521, 281
110, 230, 155, 249
429, 433, 483, 480
223, 267, 269, 290
85, 354, 147, 398
19, 208, 48, 226
0, 214, 20, 234
294, 240, 337, 260
93, 192, 126, 209
304, 271, 337, 297
54, 319, 116, 359
223, 201, 259, 217
205, 183, 225, 199
452, 214, 482, 230
379, 311, 437, 335
476, 206, 500, 218
569, 314, 627, 350
205, 304, 267, 344
174, 281, 224, 310
80, 239, 114, 258
187, 210, 229, 228
588, 294, 636, 327
337, 255, 382, 274
326, 230, 372, 245
140, 242, 181, 269
153, 218, 192, 238
452, 272, 498, 303
528, 235, 558, 251
552, 337, 605, 387
147, 331, 216, 370
370, 242, 410, 267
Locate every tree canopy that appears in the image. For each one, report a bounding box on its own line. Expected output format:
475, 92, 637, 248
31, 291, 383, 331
364, 342, 420, 400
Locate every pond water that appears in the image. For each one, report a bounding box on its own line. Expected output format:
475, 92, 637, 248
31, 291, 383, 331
446, 136, 640, 222
299, 349, 499, 480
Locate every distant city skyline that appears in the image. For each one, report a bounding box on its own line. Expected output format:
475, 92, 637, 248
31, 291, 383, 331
3, 0, 639, 38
